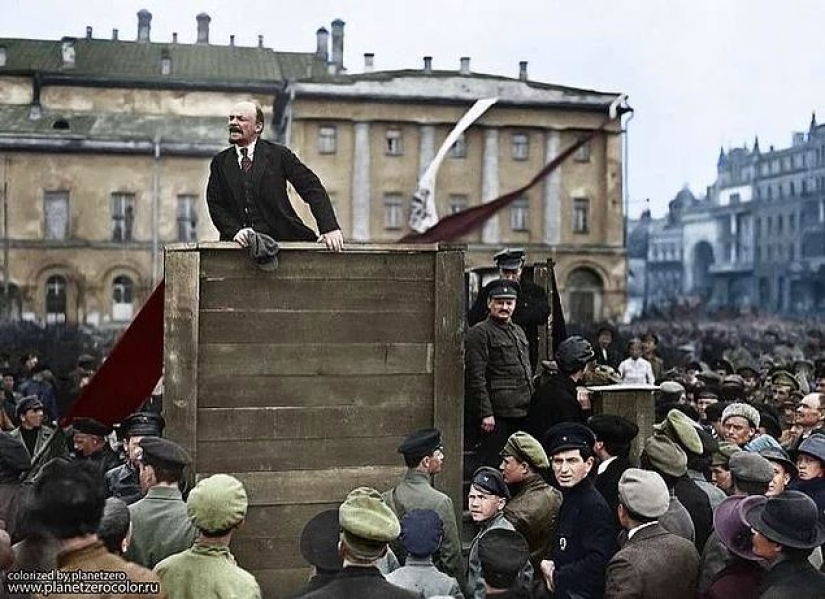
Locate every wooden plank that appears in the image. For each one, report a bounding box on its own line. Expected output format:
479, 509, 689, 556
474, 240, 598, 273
591, 385, 657, 463
198, 406, 432, 441
196, 437, 403, 472
198, 374, 433, 408
231, 538, 307, 571
200, 249, 435, 281
199, 343, 434, 376
251, 568, 313, 599
533, 261, 550, 364
432, 250, 465, 528
234, 503, 339, 540
201, 466, 402, 506
199, 309, 433, 344
200, 278, 432, 312
163, 249, 200, 465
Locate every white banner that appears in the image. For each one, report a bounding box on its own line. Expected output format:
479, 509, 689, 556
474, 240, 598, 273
408, 97, 499, 233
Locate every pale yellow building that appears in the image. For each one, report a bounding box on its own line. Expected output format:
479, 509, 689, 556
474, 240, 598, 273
0, 11, 628, 326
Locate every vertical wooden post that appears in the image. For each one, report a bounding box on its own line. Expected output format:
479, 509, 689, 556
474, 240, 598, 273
590, 384, 657, 462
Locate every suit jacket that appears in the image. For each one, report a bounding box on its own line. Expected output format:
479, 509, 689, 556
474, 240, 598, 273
595, 456, 633, 535
757, 558, 825, 598
206, 139, 340, 242
604, 522, 700, 599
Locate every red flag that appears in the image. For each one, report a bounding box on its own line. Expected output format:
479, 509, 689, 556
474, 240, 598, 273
63, 280, 165, 427
400, 119, 610, 243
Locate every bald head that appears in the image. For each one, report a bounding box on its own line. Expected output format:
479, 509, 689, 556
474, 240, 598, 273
228, 101, 264, 146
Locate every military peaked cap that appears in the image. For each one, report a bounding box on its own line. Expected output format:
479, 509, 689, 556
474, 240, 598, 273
543, 422, 596, 457
139, 437, 191, 467
487, 279, 519, 299
493, 247, 526, 270
397, 428, 442, 460
471, 467, 510, 499
120, 411, 165, 438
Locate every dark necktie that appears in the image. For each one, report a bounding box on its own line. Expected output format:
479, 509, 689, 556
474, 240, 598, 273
241, 147, 252, 173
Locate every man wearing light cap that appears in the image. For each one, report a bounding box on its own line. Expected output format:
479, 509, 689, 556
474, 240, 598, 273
465, 279, 533, 469
105, 411, 166, 505
302, 487, 418, 599
468, 247, 550, 371
126, 437, 196, 568
154, 474, 261, 599
499, 431, 561, 570
604, 469, 700, 598
384, 428, 463, 584
721, 402, 760, 447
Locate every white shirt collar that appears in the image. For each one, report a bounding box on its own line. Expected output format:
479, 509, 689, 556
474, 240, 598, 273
597, 455, 617, 475
627, 520, 658, 540
235, 138, 258, 163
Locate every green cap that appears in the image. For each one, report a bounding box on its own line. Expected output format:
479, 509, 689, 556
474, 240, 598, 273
502, 432, 549, 470
339, 487, 400, 559
771, 370, 800, 392
643, 434, 688, 477
653, 409, 703, 456
187, 474, 248, 533
711, 442, 741, 467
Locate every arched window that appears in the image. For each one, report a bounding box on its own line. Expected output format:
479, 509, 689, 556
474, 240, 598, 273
45, 275, 67, 324
112, 275, 134, 321
566, 268, 604, 323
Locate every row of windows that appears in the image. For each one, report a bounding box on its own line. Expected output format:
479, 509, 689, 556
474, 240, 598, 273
43, 192, 197, 243
316, 126, 592, 162
381, 193, 590, 233
754, 213, 798, 236
755, 244, 797, 263
44, 274, 134, 324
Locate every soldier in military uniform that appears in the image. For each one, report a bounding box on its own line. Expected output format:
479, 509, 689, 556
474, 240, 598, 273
468, 248, 550, 371
384, 428, 463, 584
126, 437, 196, 569
105, 411, 165, 505
465, 279, 533, 468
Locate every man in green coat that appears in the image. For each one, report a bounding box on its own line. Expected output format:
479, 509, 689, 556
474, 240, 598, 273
383, 428, 464, 585
154, 474, 261, 599
126, 437, 196, 568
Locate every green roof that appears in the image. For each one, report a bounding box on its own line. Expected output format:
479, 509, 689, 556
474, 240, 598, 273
0, 38, 325, 84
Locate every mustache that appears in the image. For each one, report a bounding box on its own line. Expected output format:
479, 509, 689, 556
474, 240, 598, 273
228, 126, 242, 132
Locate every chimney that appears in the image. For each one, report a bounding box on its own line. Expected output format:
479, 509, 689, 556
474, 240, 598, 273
316, 27, 329, 62
258, 34, 264, 48
331, 19, 345, 73
229, 35, 235, 47
172, 32, 178, 44
459, 56, 470, 75
423, 56, 432, 74
112, 28, 119, 41
364, 53, 374, 73
0, 47, 6, 68
519, 60, 528, 81
160, 48, 171, 75
137, 9, 152, 43
196, 12, 210, 44
61, 37, 76, 68
86, 26, 93, 40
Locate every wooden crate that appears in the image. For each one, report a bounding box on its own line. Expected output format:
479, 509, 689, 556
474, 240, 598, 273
163, 242, 465, 598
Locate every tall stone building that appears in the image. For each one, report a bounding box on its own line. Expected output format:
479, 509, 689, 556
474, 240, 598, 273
0, 11, 629, 325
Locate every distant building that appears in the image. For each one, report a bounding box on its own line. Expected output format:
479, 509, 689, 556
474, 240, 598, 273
0, 11, 629, 326
628, 113, 825, 316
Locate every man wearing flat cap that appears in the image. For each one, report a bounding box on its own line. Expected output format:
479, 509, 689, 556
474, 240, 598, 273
465, 279, 533, 469
499, 431, 562, 570
302, 487, 418, 599
154, 474, 261, 599
746, 490, 825, 596
466, 467, 521, 599
468, 247, 550, 371
9, 395, 55, 464
105, 411, 166, 505
588, 414, 638, 534
640, 434, 695, 544
477, 528, 534, 598
71, 417, 122, 475
604, 469, 700, 598
126, 437, 196, 569
384, 428, 463, 584
541, 423, 616, 599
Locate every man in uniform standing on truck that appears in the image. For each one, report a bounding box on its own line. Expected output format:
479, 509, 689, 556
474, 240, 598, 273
465, 279, 533, 469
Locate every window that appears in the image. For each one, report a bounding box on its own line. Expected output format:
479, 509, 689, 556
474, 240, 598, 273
318, 126, 337, 154
777, 215, 784, 234
572, 197, 590, 233
45, 275, 67, 324
510, 197, 529, 231
789, 213, 796, 232
112, 276, 134, 321
575, 139, 592, 162
111, 193, 135, 242
177, 195, 197, 242
512, 133, 529, 160
730, 192, 741, 204
44, 191, 69, 240
383, 193, 404, 230
790, 181, 796, 196
448, 133, 466, 158
448, 194, 468, 215
385, 129, 403, 156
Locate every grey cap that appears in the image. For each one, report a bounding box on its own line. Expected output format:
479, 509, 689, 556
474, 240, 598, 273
618, 468, 670, 518
729, 452, 774, 484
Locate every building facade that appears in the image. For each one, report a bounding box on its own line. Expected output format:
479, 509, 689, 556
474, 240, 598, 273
0, 11, 629, 326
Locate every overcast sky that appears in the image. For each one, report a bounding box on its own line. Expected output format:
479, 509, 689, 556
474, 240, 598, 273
3, 0, 823, 217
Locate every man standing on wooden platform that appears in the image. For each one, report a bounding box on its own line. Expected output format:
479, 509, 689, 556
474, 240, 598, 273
206, 100, 344, 252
